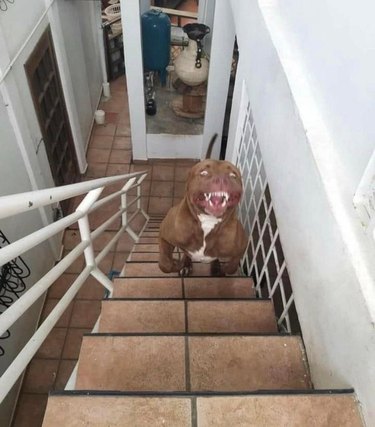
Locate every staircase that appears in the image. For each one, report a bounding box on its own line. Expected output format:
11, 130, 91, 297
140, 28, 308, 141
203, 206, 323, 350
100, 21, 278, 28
42, 217, 364, 426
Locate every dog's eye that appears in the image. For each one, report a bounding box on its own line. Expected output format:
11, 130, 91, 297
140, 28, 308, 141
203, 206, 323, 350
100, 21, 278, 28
200, 170, 209, 176
229, 172, 237, 178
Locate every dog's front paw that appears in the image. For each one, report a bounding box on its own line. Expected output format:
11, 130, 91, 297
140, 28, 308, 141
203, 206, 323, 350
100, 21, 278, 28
178, 255, 192, 277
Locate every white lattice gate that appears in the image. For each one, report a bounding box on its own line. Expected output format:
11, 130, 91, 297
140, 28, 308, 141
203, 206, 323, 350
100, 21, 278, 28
231, 82, 300, 333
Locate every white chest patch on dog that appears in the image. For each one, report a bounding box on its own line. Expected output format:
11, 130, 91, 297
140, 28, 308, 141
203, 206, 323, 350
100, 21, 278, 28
188, 214, 222, 263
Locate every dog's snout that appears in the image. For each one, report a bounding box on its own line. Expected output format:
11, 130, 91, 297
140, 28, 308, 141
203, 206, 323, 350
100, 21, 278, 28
212, 175, 229, 186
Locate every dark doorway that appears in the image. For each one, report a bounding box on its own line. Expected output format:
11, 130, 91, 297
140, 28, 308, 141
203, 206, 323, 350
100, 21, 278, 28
25, 27, 80, 214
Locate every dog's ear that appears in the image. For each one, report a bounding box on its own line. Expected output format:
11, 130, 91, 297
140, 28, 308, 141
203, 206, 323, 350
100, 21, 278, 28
205, 133, 218, 159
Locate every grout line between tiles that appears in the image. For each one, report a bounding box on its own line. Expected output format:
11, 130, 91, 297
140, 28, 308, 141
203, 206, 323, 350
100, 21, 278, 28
184, 300, 189, 334
191, 396, 198, 427
185, 335, 191, 393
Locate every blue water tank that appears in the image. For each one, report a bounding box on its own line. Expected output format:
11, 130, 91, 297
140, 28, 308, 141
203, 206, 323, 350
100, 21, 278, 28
141, 9, 171, 85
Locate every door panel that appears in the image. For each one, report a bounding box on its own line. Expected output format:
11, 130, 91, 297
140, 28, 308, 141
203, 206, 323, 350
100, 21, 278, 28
25, 27, 79, 213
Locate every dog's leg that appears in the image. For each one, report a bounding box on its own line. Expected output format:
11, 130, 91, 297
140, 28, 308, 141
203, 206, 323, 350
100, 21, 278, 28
221, 256, 241, 275
159, 238, 182, 273
210, 259, 223, 276
179, 254, 192, 277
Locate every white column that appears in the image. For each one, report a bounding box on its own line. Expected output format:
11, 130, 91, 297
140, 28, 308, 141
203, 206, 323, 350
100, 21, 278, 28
121, 0, 147, 160
202, 0, 235, 159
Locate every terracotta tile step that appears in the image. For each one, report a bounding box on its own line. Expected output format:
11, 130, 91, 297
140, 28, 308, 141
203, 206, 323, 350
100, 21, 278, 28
122, 261, 240, 277
138, 237, 159, 244
98, 299, 277, 333
75, 335, 311, 392
43, 391, 363, 427
132, 244, 159, 252
127, 252, 160, 262
113, 277, 255, 298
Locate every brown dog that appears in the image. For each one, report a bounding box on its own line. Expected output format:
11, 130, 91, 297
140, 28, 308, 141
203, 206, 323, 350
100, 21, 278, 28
159, 136, 248, 276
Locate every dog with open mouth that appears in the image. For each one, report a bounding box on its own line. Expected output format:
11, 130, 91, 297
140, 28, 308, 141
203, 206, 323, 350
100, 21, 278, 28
159, 134, 248, 276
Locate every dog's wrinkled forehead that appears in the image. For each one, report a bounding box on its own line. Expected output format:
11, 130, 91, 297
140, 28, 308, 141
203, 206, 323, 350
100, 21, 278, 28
189, 159, 242, 183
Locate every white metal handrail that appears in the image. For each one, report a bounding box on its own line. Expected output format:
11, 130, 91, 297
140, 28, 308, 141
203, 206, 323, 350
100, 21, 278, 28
0, 170, 149, 403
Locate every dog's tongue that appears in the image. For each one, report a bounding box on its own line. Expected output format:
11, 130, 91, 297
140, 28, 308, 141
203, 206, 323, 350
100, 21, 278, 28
210, 195, 223, 206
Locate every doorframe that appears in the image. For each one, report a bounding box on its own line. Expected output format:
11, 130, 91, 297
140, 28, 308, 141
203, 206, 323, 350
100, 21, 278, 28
44, 0, 88, 173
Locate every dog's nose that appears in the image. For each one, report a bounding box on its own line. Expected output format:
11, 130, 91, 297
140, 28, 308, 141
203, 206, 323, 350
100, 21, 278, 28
212, 175, 229, 186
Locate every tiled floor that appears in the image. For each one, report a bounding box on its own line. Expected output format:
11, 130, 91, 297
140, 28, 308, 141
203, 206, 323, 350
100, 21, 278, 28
11, 74, 197, 427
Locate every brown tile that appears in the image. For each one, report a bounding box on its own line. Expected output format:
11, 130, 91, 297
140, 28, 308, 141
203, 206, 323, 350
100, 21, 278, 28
96, 250, 115, 269
92, 231, 117, 251
76, 275, 106, 300
127, 195, 148, 213
190, 262, 212, 276
75, 336, 186, 391
129, 252, 160, 262
62, 328, 91, 359
63, 252, 85, 274
43, 395, 191, 427
99, 300, 185, 333
113, 277, 183, 298
104, 112, 119, 124
23, 359, 59, 393
129, 179, 151, 196
175, 165, 192, 182
130, 163, 152, 179
187, 300, 277, 333
48, 274, 75, 299
152, 165, 174, 181
116, 232, 135, 252
63, 230, 80, 251
112, 251, 129, 271
69, 300, 101, 328
123, 262, 179, 277
41, 299, 73, 328
109, 149, 132, 164
184, 277, 255, 298
89, 201, 121, 231
102, 98, 127, 114
150, 180, 174, 197
106, 163, 131, 176
113, 136, 132, 150
54, 360, 77, 391
174, 181, 186, 198
13, 393, 48, 427
129, 212, 148, 232
89, 135, 114, 149
196, 394, 363, 427
86, 148, 111, 163
148, 196, 173, 215
93, 123, 116, 136
115, 122, 131, 137
142, 231, 159, 237
84, 162, 107, 179
189, 336, 311, 392
36, 327, 67, 359
132, 243, 159, 252
138, 236, 159, 244
100, 181, 124, 197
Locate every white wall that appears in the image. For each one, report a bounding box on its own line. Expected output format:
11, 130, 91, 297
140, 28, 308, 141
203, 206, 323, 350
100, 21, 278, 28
0, 1, 103, 424
268, 0, 375, 192
0, 99, 55, 426
228, 0, 375, 424
55, 0, 103, 152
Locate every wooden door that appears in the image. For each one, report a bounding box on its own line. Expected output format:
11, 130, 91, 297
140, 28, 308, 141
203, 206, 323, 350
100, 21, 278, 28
25, 27, 79, 213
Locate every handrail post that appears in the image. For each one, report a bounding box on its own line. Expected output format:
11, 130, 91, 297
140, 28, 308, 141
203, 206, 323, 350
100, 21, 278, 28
77, 188, 104, 268
121, 177, 139, 242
